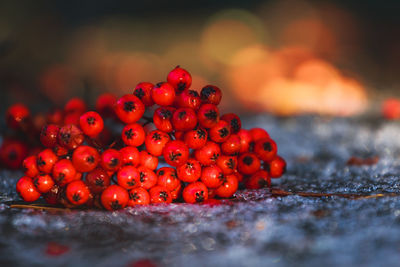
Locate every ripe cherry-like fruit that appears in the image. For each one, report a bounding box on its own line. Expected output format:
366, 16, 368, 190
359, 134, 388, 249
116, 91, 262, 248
198, 104, 219, 128
33, 173, 54, 193
43, 184, 60, 205
96, 93, 117, 117
16, 176, 41, 202
149, 185, 172, 204
200, 85, 222, 105
221, 113, 241, 134
163, 140, 189, 167
215, 174, 238, 198
182, 182, 208, 204
58, 124, 84, 150
101, 185, 129, 210
267, 155, 286, 178
221, 134, 241, 155
128, 187, 150, 206
139, 150, 158, 170
100, 149, 121, 171
216, 155, 237, 175
79, 111, 104, 137
167, 66, 192, 92
86, 167, 111, 194
246, 170, 270, 189
157, 167, 180, 191
194, 141, 220, 166
176, 158, 202, 183
117, 166, 140, 189
153, 106, 175, 133
6, 103, 30, 130
23, 155, 39, 178
114, 94, 145, 124
176, 89, 201, 110
137, 166, 158, 189
40, 124, 60, 148
172, 108, 198, 131
151, 82, 176, 106
119, 146, 140, 167
52, 159, 77, 186
0, 139, 28, 169
133, 82, 154, 107
66, 180, 90, 206
200, 165, 224, 188
64, 98, 87, 114
184, 128, 208, 149
37, 148, 58, 173
121, 123, 145, 147
254, 138, 277, 162
209, 120, 231, 143
170, 182, 182, 200
72, 145, 100, 173
145, 130, 170, 157
249, 128, 270, 142
238, 153, 261, 175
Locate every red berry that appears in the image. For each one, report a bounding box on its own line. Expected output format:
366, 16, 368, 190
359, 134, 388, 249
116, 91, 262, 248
52, 159, 77, 186
96, 93, 117, 117
72, 145, 100, 173
63, 111, 81, 126
198, 104, 219, 128
121, 123, 145, 147
100, 149, 121, 171
23, 155, 39, 178
184, 128, 208, 149
237, 153, 260, 175
145, 130, 170, 157
149, 185, 172, 204
216, 155, 237, 175
182, 182, 208, 204
254, 138, 277, 162
114, 94, 145, 124
157, 167, 180, 191
221, 113, 241, 134
237, 129, 252, 153
176, 89, 201, 110
133, 82, 154, 107
64, 98, 86, 114
209, 120, 231, 143
137, 166, 158, 189
172, 108, 197, 131
119, 146, 140, 167
58, 124, 84, 150
37, 148, 58, 173
267, 155, 286, 178
151, 82, 176, 106
200, 165, 224, 188
66, 180, 90, 205
215, 174, 238, 198
43, 184, 60, 205
16, 176, 41, 202
200, 85, 222, 105
6, 103, 30, 130
79, 111, 104, 137
249, 128, 270, 142
176, 158, 202, 183
101, 185, 129, 210
33, 173, 55, 193
53, 144, 69, 158
128, 187, 150, 206
246, 170, 270, 189
167, 66, 192, 92
40, 124, 60, 148
117, 166, 140, 189
46, 109, 64, 125
194, 141, 220, 166
170, 182, 182, 200
153, 106, 175, 133
221, 134, 241, 155
86, 168, 111, 194
0, 139, 28, 169
163, 140, 189, 167
139, 150, 158, 170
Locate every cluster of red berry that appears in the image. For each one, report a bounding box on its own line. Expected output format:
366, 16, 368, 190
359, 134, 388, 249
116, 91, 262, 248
8, 66, 286, 210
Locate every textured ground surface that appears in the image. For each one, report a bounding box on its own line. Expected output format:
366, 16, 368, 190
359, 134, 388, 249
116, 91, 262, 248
2, 115, 400, 266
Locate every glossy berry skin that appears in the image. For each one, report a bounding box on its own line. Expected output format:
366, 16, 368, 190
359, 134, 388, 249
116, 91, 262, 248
216, 155, 237, 175
53, 159, 77, 186
221, 113, 241, 134
145, 130, 170, 157
170, 182, 182, 200
238, 153, 261, 175
237, 129, 252, 153
58, 124, 84, 150
33, 173, 54, 193
182, 182, 208, 204
119, 146, 140, 167
254, 138, 277, 162
209, 120, 231, 143
117, 166, 140, 190
6, 103, 30, 130
167, 66, 192, 92
198, 104, 219, 128
16, 176, 41, 202
194, 141, 220, 166
23, 155, 39, 178
157, 167, 180, 191
176, 158, 202, 183
149, 186, 172, 204
249, 128, 270, 142
215, 174, 239, 198
133, 82, 154, 107
121, 123, 145, 147
184, 128, 208, 149
101, 185, 129, 210
153, 106, 175, 133
200, 85, 222, 105
139, 150, 158, 170
64, 98, 87, 114
163, 140, 189, 167
128, 187, 150, 206
137, 166, 158, 189
66, 180, 90, 206
96, 93, 117, 117
151, 82, 176, 106
100, 149, 121, 172
72, 145, 100, 173
37, 149, 58, 173
267, 155, 286, 178
0, 140, 28, 169
86, 168, 111, 194
200, 165, 224, 188
114, 94, 145, 124
53, 144, 69, 158
40, 124, 60, 148
172, 108, 198, 131
246, 170, 270, 189
221, 134, 241, 155
79, 111, 104, 137
176, 89, 201, 110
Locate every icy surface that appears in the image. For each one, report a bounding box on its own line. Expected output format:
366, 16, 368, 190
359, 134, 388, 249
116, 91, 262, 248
2, 116, 400, 266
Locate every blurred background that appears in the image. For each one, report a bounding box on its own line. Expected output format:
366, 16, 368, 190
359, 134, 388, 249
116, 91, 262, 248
0, 0, 399, 116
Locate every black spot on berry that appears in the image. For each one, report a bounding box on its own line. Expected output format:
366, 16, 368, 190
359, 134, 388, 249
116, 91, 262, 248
123, 101, 135, 112
169, 152, 182, 162
230, 118, 240, 133
195, 191, 204, 202
60, 133, 71, 143
188, 90, 199, 97
263, 142, 272, 152
57, 173, 65, 183
196, 128, 206, 139
110, 158, 119, 167
152, 132, 161, 141
33, 178, 39, 187
37, 157, 46, 167
243, 156, 254, 165
86, 155, 95, 163
127, 180, 136, 186
160, 109, 172, 119
226, 158, 235, 169
210, 153, 219, 162
204, 110, 217, 121
201, 86, 216, 100
159, 191, 168, 201
258, 178, 268, 187
177, 82, 186, 92
129, 192, 139, 201
140, 172, 145, 183
134, 88, 145, 99
8, 150, 17, 161
72, 193, 81, 202
110, 200, 122, 210
155, 82, 164, 87
218, 127, 229, 138
124, 128, 134, 139
178, 111, 187, 119
95, 178, 104, 187
87, 117, 95, 125
158, 170, 165, 176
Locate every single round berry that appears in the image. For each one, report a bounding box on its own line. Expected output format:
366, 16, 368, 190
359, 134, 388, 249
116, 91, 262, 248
182, 182, 208, 204
101, 185, 129, 211
137, 166, 158, 189
66, 180, 90, 206
40, 124, 60, 148
133, 82, 154, 107
176, 89, 201, 110
52, 159, 77, 186
114, 94, 145, 124
163, 140, 189, 167
194, 141, 221, 166
96, 93, 117, 117
184, 128, 208, 149
249, 128, 270, 142
139, 150, 158, 170
157, 167, 180, 191
128, 187, 150, 206
209, 120, 231, 143
58, 124, 84, 150
167, 66, 192, 92
72, 145, 100, 173
153, 106, 176, 133
216, 155, 237, 175
46, 109, 63, 125
149, 186, 172, 204
172, 108, 198, 131
6, 103, 30, 130
198, 104, 219, 128
254, 138, 277, 162
43, 184, 60, 205
79, 111, 104, 137
237, 129, 252, 153
200, 165, 224, 188
117, 166, 140, 190
100, 149, 121, 172
53, 144, 69, 158
63, 111, 81, 126
221, 134, 241, 155
23, 155, 39, 178
0, 139, 28, 169
86, 167, 111, 194
145, 130, 170, 157
237, 153, 261, 175
64, 98, 87, 114
16, 176, 41, 202
246, 170, 270, 189
121, 123, 145, 147
200, 85, 222, 105
221, 113, 241, 134
33, 173, 55, 193
119, 146, 140, 167
37, 148, 58, 174
176, 158, 202, 183
215, 174, 238, 198
267, 155, 286, 178
151, 82, 176, 106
